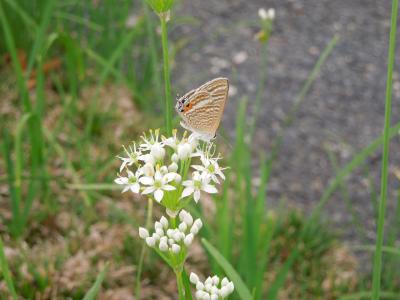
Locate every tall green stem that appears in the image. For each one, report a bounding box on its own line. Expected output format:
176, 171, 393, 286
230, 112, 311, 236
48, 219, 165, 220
135, 198, 153, 300
175, 269, 185, 300
160, 12, 172, 135
372, 0, 398, 299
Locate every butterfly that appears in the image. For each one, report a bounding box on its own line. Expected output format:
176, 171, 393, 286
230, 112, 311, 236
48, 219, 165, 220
175, 77, 229, 141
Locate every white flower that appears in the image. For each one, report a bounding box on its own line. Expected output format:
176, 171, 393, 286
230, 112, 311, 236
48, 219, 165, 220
117, 144, 141, 172
179, 210, 193, 226
184, 233, 194, 246
138, 153, 156, 165
192, 156, 225, 184
168, 162, 178, 173
182, 172, 218, 203
140, 170, 176, 202
114, 169, 142, 194
160, 216, 168, 228
140, 129, 162, 151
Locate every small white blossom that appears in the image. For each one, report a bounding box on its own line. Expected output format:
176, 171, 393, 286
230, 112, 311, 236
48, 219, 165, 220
168, 162, 178, 172
192, 155, 225, 184
159, 241, 168, 251
179, 210, 194, 226
184, 233, 194, 246
182, 172, 218, 203
140, 170, 177, 202
117, 144, 141, 172
114, 169, 142, 194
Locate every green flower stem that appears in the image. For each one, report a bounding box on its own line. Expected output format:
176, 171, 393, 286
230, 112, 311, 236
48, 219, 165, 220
175, 268, 186, 300
372, 0, 398, 298
160, 12, 172, 135
135, 198, 153, 300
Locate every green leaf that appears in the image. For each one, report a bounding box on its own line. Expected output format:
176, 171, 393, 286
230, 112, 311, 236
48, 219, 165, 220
0, 238, 18, 300
145, 0, 174, 14
82, 265, 108, 300
201, 238, 253, 300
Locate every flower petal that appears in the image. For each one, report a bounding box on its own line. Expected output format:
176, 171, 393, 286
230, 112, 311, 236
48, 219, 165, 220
163, 184, 176, 191
139, 176, 154, 185
203, 184, 218, 194
194, 190, 201, 203
142, 186, 155, 194
181, 187, 194, 198
154, 189, 164, 202
114, 177, 128, 184
130, 183, 141, 194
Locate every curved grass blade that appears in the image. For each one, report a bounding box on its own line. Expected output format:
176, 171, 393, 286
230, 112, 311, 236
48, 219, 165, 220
182, 269, 194, 300
82, 264, 109, 300
0, 238, 18, 300
201, 238, 252, 300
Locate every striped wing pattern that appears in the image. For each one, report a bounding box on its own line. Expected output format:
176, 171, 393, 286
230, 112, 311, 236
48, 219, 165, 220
178, 77, 229, 137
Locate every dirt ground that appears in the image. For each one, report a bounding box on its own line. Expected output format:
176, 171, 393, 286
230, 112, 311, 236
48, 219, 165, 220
172, 0, 400, 245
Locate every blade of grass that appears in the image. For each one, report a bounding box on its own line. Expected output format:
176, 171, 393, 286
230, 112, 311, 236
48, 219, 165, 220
202, 238, 252, 300
82, 264, 109, 300
160, 13, 172, 134
182, 269, 194, 300
0, 238, 18, 300
339, 291, 400, 300
372, 0, 398, 298
351, 245, 400, 257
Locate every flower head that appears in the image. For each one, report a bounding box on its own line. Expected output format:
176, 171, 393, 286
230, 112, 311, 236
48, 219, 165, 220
192, 155, 225, 184
140, 169, 177, 202
114, 169, 142, 194
117, 143, 141, 172
182, 172, 218, 203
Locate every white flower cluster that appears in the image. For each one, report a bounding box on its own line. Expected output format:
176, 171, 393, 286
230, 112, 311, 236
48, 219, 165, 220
258, 8, 275, 20
190, 272, 235, 300
139, 210, 202, 253
114, 129, 225, 204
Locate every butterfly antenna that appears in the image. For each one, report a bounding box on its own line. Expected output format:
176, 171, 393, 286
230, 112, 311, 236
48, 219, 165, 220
216, 132, 233, 150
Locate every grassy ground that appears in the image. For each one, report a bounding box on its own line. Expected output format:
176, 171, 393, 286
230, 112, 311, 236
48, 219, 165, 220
1, 0, 400, 299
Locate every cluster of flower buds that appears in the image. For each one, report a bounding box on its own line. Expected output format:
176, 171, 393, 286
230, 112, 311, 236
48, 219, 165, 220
138, 210, 202, 254
258, 7, 275, 21
190, 272, 235, 300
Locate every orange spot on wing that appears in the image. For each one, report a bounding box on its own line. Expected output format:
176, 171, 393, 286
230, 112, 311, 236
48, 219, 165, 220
183, 102, 193, 112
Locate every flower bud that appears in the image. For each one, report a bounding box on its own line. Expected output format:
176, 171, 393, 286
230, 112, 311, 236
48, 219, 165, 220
227, 282, 234, 293
160, 216, 168, 229
145, 237, 156, 247
184, 233, 194, 246
171, 153, 179, 162
190, 272, 199, 284
196, 281, 204, 291
159, 241, 168, 251
174, 173, 182, 184
171, 244, 181, 254
154, 221, 163, 230
138, 227, 149, 239
210, 294, 218, 300
178, 222, 187, 232
160, 165, 168, 175
150, 143, 165, 160
155, 228, 164, 236
177, 143, 192, 160
168, 162, 178, 172
221, 277, 229, 286
193, 219, 203, 230
211, 275, 219, 285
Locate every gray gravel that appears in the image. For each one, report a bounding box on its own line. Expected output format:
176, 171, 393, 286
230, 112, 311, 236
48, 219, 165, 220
171, 0, 400, 247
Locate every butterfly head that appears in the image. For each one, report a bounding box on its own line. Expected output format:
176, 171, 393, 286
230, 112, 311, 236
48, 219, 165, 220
175, 96, 192, 113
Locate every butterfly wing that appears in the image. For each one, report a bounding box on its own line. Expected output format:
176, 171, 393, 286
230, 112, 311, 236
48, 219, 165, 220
177, 77, 229, 139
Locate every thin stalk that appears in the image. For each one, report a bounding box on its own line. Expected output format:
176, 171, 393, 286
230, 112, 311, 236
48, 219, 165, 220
135, 198, 153, 300
372, 0, 398, 298
160, 13, 172, 135
249, 42, 268, 138
175, 269, 186, 300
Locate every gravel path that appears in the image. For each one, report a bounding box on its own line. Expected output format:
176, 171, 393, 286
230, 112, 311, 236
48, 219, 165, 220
172, 0, 400, 245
